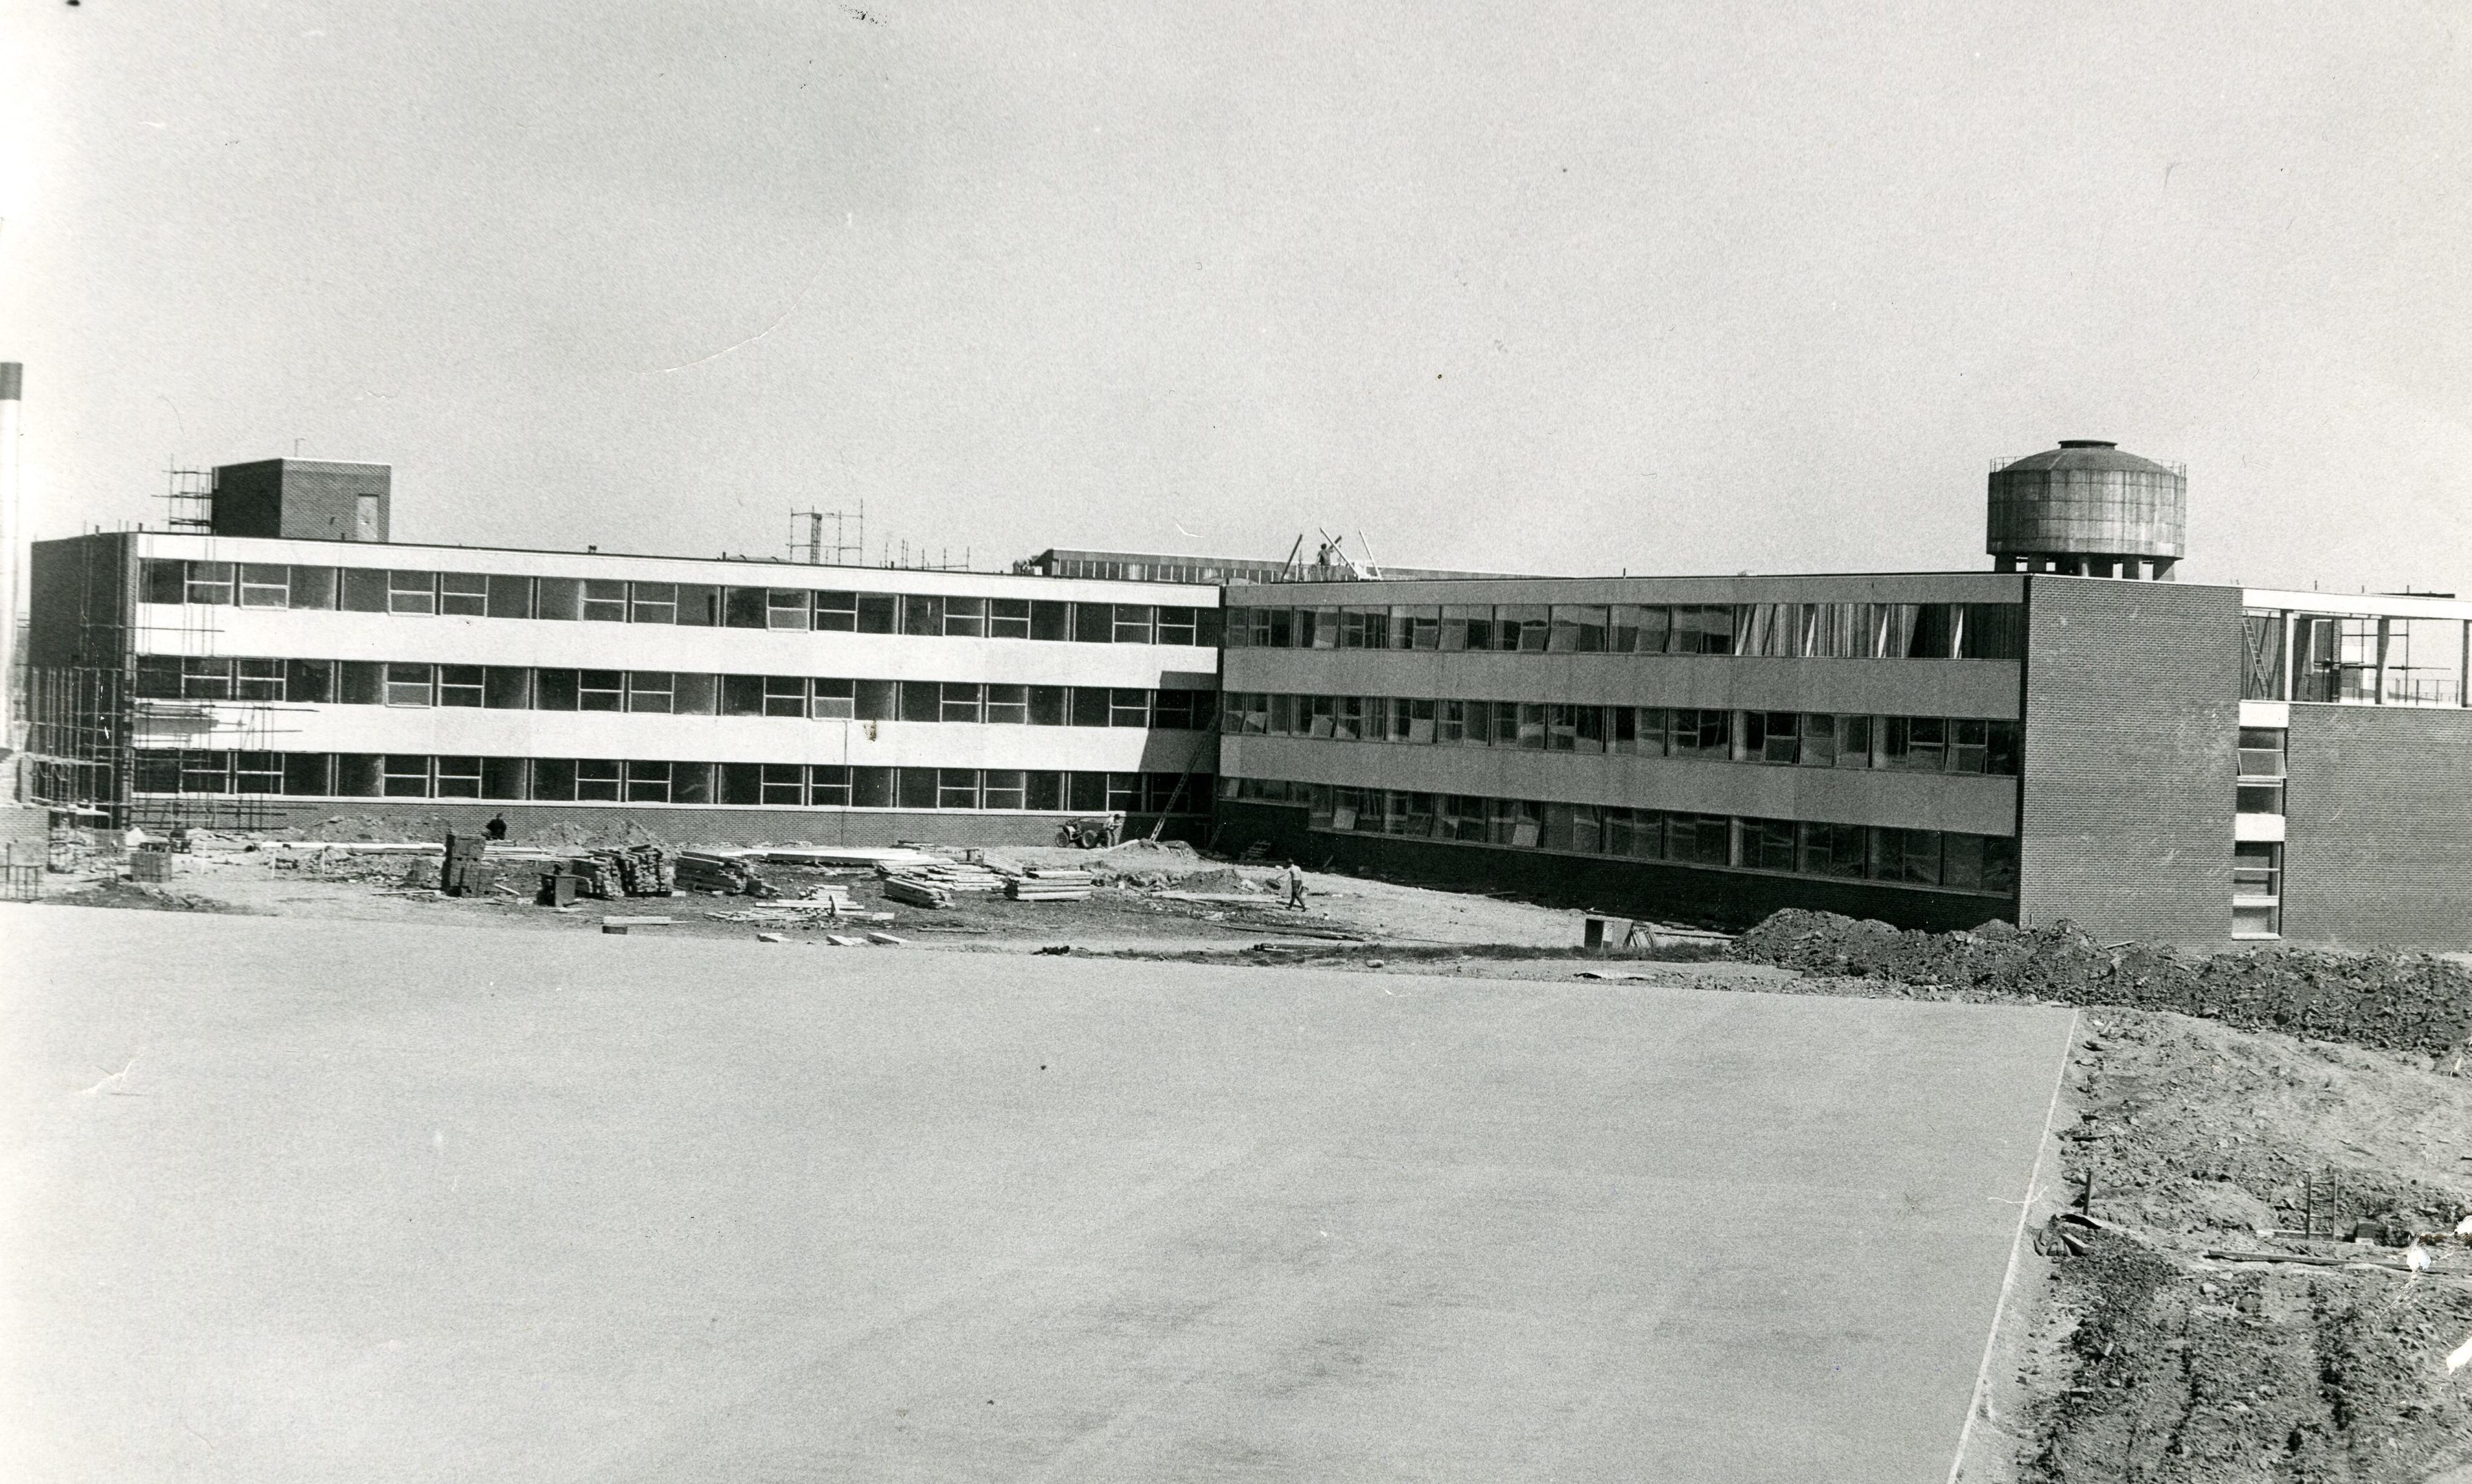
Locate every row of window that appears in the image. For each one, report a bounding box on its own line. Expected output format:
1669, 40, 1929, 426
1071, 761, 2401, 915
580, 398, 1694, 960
1220, 777, 2018, 894
1225, 600, 2023, 660
134, 656, 1217, 729
133, 751, 1210, 812
140, 560, 1217, 645
1222, 693, 2021, 775
2242, 610, 2468, 708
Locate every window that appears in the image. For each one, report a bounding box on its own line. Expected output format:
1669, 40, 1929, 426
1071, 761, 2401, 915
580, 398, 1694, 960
342, 567, 390, 612
627, 672, 674, 713
1798, 821, 1869, 879
537, 671, 583, 710
2237, 728, 2286, 779
1836, 715, 1873, 768
534, 576, 582, 620
437, 666, 485, 708
383, 755, 432, 798
2242, 611, 2287, 701
580, 580, 627, 622
289, 566, 338, 609
440, 573, 489, 616
1156, 607, 1198, 644
941, 684, 984, 724
1669, 709, 1727, 758
1153, 690, 1198, 731
485, 574, 533, 618
338, 662, 384, 706
896, 768, 938, 809
186, 562, 236, 605
228, 751, 280, 795
579, 670, 625, 712
811, 679, 855, 719
1548, 606, 1607, 653
229, 658, 283, 701
718, 763, 761, 805
482, 758, 527, 800
1948, 719, 1990, 774
388, 571, 438, 615
1744, 818, 1798, 872
1757, 712, 1799, 764
1883, 716, 1946, 771
1874, 827, 1942, 885
141, 559, 186, 605
284, 753, 333, 796
808, 765, 851, 807
177, 657, 234, 701
630, 583, 678, 625
937, 769, 980, 809
763, 676, 809, 717
238, 564, 290, 608
720, 675, 764, 716
1025, 685, 1066, 726
675, 673, 717, 715
623, 761, 671, 803
980, 769, 1027, 810
384, 664, 434, 706
899, 681, 942, 722
902, 595, 942, 636
1796, 715, 1837, 767
484, 668, 532, 709
989, 598, 1032, 639
287, 659, 335, 704
665, 584, 715, 626
531, 758, 577, 801
1111, 688, 1150, 728
575, 760, 623, 802
940, 596, 986, 638
436, 756, 483, 799
1104, 605, 1150, 644
855, 679, 898, 720
722, 587, 768, 629
2233, 842, 2282, 937
851, 592, 895, 633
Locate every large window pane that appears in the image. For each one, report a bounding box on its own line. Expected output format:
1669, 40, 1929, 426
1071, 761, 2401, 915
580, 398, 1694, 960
388, 571, 438, 615
439, 572, 489, 616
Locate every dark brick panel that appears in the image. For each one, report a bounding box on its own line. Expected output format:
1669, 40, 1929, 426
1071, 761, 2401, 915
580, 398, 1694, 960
27, 533, 134, 668
2018, 578, 2240, 943
2283, 705, 2472, 949
1213, 800, 2016, 934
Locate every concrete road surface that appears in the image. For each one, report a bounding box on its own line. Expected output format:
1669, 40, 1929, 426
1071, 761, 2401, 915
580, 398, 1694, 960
1, 907, 2073, 1482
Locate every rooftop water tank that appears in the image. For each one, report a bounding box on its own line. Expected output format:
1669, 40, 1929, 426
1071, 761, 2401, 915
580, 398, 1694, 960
1987, 440, 2184, 578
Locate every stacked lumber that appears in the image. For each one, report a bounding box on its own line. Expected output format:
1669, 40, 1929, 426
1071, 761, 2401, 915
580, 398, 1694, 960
674, 851, 772, 896
880, 875, 953, 909
880, 859, 1006, 892
1005, 868, 1093, 903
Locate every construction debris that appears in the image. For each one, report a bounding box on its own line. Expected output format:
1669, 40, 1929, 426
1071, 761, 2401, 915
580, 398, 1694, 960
673, 851, 773, 897
1007, 868, 1093, 903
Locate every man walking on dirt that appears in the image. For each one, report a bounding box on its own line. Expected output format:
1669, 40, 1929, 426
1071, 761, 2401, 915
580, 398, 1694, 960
1284, 862, 1307, 910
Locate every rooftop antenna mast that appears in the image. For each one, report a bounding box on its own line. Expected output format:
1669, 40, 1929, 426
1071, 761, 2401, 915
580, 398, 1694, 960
788, 500, 865, 566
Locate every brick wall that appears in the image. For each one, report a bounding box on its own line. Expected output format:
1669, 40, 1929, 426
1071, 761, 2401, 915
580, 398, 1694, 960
2282, 704, 2472, 949
2018, 578, 2240, 943
1214, 800, 2016, 934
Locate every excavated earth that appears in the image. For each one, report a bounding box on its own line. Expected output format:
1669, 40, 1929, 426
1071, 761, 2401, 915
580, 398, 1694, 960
1733, 911, 2472, 1483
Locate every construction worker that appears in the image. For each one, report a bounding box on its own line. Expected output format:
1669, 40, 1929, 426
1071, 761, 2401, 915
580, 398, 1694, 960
484, 813, 509, 842
1285, 862, 1308, 910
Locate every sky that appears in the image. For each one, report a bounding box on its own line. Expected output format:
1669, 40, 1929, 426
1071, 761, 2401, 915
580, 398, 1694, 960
2, 1, 2466, 592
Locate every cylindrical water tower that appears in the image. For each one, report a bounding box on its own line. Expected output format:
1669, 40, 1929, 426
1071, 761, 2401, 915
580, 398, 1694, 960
1987, 439, 2185, 578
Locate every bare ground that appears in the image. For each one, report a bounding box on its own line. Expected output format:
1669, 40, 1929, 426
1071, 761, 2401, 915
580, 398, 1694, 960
26, 839, 2472, 1479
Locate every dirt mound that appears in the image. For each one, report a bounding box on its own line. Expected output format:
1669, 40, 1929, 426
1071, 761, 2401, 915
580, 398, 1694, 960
38, 882, 256, 914
1729, 911, 2472, 1059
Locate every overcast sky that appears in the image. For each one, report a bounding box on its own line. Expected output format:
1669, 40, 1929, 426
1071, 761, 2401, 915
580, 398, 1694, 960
3, 1, 2465, 591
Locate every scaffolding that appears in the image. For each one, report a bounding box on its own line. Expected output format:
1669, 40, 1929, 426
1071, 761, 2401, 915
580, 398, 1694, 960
788, 502, 865, 566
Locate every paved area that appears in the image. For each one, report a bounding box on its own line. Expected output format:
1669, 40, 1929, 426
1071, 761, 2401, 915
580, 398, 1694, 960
2, 907, 2074, 1482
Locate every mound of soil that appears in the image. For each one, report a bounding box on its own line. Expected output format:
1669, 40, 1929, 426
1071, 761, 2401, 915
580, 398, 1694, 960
1730, 911, 2472, 1059
37, 881, 255, 914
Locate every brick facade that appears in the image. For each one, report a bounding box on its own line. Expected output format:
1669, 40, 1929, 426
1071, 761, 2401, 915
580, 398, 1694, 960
2281, 705, 2472, 949
2018, 577, 2241, 942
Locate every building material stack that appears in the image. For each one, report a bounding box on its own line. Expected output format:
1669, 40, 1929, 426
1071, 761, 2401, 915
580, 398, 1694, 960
876, 856, 1004, 908
1005, 868, 1094, 902
673, 851, 774, 897
878, 874, 953, 909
